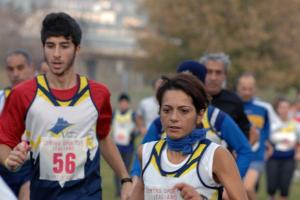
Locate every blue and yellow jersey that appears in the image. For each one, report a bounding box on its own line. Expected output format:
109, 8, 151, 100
243, 98, 270, 161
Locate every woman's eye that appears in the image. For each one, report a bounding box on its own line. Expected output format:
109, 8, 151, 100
162, 109, 170, 113
180, 109, 189, 114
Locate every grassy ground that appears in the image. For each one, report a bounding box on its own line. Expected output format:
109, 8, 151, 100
101, 158, 300, 200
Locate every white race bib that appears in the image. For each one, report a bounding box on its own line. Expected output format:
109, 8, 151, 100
145, 185, 182, 200
113, 126, 131, 146
39, 137, 87, 185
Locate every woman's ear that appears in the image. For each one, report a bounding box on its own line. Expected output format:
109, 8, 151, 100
196, 109, 205, 125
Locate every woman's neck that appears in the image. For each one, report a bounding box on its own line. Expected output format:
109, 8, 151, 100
166, 149, 187, 164
46, 70, 77, 89
280, 115, 289, 122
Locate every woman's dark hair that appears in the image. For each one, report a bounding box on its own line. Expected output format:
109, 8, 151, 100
156, 73, 210, 113
41, 12, 82, 47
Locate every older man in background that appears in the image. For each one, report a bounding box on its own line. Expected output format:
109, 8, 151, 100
0, 49, 35, 200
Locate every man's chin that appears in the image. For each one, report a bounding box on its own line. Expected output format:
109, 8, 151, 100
51, 69, 65, 76
12, 81, 21, 86
206, 88, 220, 96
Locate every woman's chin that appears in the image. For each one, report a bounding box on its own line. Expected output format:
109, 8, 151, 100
167, 133, 183, 140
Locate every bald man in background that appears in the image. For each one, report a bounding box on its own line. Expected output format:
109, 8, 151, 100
237, 73, 281, 200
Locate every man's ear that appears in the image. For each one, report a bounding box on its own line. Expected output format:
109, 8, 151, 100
76, 45, 80, 53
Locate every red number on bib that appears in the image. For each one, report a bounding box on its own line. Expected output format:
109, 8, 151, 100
53, 153, 63, 173
53, 153, 76, 174
65, 153, 76, 174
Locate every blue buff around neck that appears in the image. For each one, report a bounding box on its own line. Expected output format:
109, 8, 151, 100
166, 129, 207, 155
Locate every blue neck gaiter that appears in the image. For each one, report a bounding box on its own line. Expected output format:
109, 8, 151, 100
166, 129, 207, 155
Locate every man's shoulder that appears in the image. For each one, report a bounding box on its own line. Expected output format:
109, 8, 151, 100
207, 105, 230, 123
252, 98, 271, 111
88, 79, 110, 96
219, 89, 243, 103
13, 78, 37, 94
208, 105, 228, 116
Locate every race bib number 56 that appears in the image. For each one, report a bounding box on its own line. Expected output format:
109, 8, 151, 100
39, 137, 87, 182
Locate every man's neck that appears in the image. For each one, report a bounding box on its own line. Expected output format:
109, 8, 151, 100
209, 90, 222, 98
46, 70, 77, 90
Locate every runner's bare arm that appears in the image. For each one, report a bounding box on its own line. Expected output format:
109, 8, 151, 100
100, 136, 132, 200
213, 147, 248, 200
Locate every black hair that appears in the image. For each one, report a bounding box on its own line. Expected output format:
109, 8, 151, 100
41, 12, 82, 47
156, 73, 210, 114
118, 93, 130, 102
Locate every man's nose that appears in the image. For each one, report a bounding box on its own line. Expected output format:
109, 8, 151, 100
210, 72, 218, 80
53, 47, 61, 58
12, 69, 20, 77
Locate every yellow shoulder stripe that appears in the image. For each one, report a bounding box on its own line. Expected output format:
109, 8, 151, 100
36, 75, 48, 91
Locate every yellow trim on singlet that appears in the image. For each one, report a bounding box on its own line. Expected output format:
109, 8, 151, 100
150, 156, 160, 174
180, 144, 207, 176
36, 75, 48, 90
202, 109, 210, 129
73, 90, 90, 106
79, 76, 88, 91
150, 140, 207, 177
115, 110, 133, 123
36, 75, 90, 107
86, 135, 96, 149
30, 135, 41, 151
56, 100, 71, 107
150, 140, 165, 174
211, 190, 219, 200
4, 88, 11, 98
154, 140, 165, 153
280, 122, 297, 133
202, 109, 218, 139
36, 89, 54, 105
248, 115, 264, 129
25, 130, 31, 138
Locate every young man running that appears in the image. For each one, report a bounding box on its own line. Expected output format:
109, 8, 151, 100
0, 12, 131, 200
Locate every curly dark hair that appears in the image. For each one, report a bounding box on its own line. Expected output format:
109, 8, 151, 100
41, 12, 82, 47
156, 73, 210, 114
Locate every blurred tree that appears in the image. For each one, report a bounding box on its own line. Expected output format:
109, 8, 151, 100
136, 0, 300, 91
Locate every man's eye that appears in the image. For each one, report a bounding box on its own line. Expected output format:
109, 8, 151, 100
46, 44, 54, 48
18, 65, 25, 71
6, 67, 13, 72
